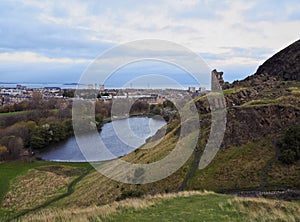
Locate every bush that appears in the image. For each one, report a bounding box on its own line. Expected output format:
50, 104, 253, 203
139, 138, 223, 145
150, 104, 162, 115
95, 113, 104, 129
163, 100, 175, 109
130, 101, 149, 113
49, 122, 66, 143
30, 133, 47, 150
116, 189, 144, 201
30, 122, 67, 149
278, 124, 300, 164
30, 126, 49, 149
63, 119, 74, 136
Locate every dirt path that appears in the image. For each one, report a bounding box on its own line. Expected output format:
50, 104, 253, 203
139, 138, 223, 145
178, 146, 202, 191
6, 166, 93, 222
259, 137, 280, 190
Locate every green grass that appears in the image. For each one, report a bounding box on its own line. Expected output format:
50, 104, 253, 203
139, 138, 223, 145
0, 111, 26, 117
0, 161, 47, 205
0, 160, 91, 218
222, 87, 249, 96
187, 138, 275, 191
241, 98, 277, 106
30, 130, 298, 212
241, 95, 300, 108
0, 109, 62, 117
51, 109, 59, 113
106, 194, 243, 222
267, 160, 300, 188
17, 191, 300, 221
78, 192, 300, 222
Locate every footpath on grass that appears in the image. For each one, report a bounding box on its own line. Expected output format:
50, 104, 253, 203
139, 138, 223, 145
179, 137, 300, 201
1, 161, 93, 222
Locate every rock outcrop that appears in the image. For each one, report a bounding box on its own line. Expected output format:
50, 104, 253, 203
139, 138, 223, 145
222, 105, 300, 149
255, 39, 300, 81
231, 39, 300, 88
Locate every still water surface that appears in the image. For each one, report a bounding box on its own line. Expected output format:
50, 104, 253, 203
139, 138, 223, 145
39, 117, 166, 162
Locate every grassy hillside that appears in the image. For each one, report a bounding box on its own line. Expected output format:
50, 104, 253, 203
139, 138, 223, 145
0, 112, 25, 117
19, 191, 300, 222
0, 161, 92, 220
1, 81, 299, 220
188, 137, 300, 192
187, 138, 274, 191
2, 120, 299, 221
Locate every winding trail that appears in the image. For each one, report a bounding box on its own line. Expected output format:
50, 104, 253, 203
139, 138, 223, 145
258, 137, 280, 190
178, 136, 300, 200
6, 166, 93, 222
178, 146, 202, 191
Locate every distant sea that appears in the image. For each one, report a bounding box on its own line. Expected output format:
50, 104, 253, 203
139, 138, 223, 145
0, 82, 78, 89
0, 82, 201, 90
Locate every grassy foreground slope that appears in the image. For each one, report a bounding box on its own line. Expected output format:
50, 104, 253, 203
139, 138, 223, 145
0, 161, 92, 220
20, 191, 300, 222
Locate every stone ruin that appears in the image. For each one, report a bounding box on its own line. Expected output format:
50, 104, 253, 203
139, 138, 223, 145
211, 69, 225, 91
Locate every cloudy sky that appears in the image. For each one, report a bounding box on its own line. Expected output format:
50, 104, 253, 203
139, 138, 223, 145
0, 0, 300, 84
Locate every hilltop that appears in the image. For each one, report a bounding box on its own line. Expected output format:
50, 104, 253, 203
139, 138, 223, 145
233, 39, 300, 87
256, 39, 300, 81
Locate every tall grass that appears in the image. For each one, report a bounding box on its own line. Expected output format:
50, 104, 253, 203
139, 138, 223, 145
19, 190, 300, 222
224, 197, 300, 222
19, 191, 211, 221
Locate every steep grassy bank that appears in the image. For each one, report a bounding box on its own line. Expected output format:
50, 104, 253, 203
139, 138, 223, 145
187, 137, 300, 192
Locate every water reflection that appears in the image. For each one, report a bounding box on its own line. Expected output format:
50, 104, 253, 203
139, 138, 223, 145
39, 117, 166, 162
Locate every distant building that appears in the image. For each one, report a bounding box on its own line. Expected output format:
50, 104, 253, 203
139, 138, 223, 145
211, 69, 224, 91
188, 86, 196, 93
199, 87, 207, 93
99, 84, 105, 91
88, 84, 94, 89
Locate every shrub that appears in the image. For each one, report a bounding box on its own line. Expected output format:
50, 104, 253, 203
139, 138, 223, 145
278, 124, 300, 164
116, 190, 144, 201
49, 122, 66, 143
95, 113, 104, 129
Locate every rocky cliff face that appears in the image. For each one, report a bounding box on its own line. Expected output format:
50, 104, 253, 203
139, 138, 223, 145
196, 95, 300, 150
210, 39, 300, 148
255, 39, 300, 81
231, 39, 300, 88
196, 39, 300, 149
222, 105, 300, 149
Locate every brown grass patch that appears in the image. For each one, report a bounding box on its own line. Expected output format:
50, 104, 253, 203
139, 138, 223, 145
224, 197, 300, 222
2, 166, 84, 211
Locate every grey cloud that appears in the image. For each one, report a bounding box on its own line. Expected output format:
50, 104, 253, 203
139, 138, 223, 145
202, 47, 274, 62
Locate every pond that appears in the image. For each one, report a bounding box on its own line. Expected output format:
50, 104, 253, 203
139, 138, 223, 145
38, 117, 166, 162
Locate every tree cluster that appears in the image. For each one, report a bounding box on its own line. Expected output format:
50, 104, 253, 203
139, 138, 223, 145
30, 122, 68, 150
